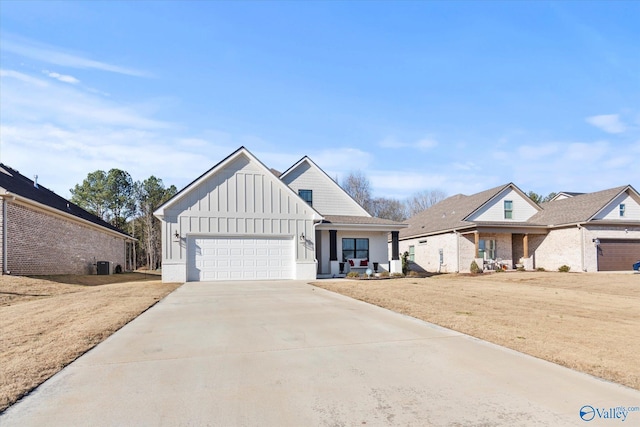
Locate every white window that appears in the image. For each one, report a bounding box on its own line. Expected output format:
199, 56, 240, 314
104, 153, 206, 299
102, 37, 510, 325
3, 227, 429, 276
504, 200, 513, 219
409, 245, 415, 262
479, 239, 496, 259
620, 203, 626, 217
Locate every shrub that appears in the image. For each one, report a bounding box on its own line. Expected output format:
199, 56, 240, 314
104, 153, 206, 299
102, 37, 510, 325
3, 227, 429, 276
408, 270, 420, 277
494, 268, 504, 273
516, 266, 526, 272
470, 260, 482, 274
401, 251, 410, 275
347, 271, 360, 278
380, 271, 390, 278
391, 272, 404, 278
558, 265, 571, 273
536, 267, 546, 272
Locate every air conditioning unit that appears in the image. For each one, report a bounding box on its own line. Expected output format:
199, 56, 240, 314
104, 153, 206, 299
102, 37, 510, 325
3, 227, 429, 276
97, 261, 110, 275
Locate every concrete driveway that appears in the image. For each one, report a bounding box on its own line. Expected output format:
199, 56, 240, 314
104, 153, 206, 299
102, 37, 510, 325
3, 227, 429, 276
2, 281, 639, 426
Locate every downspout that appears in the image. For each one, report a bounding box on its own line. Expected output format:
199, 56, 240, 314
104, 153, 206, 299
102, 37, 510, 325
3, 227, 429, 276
579, 224, 586, 272
3, 197, 8, 274
313, 221, 320, 275
455, 230, 460, 273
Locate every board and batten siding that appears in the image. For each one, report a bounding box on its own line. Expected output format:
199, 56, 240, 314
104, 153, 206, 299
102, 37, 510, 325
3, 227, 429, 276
593, 191, 640, 221
466, 187, 538, 222
162, 155, 316, 266
281, 161, 369, 216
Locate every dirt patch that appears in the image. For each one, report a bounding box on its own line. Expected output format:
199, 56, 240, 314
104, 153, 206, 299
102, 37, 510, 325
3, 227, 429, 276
0, 273, 181, 412
313, 272, 640, 390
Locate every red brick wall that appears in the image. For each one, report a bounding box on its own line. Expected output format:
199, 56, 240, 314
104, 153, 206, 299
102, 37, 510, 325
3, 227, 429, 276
5, 201, 127, 275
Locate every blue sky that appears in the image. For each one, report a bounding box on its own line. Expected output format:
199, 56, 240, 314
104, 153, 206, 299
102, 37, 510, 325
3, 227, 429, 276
1, 1, 638, 201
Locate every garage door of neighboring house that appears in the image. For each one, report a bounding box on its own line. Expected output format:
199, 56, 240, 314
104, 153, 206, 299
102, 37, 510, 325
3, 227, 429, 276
188, 236, 294, 281
597, 239, 640, 271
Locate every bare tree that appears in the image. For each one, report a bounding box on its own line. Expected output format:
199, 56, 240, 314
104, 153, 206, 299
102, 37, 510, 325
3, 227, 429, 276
342, 170, 372, 213
406, 189, 446, 217
370, 197, 407, 221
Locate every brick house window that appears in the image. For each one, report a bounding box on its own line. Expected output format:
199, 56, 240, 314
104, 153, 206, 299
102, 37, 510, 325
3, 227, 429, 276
504, 200, 513, 219
479, 239, 496, 259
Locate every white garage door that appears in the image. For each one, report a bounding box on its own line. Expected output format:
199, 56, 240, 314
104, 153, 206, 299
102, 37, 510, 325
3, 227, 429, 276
188, 237, 294, 281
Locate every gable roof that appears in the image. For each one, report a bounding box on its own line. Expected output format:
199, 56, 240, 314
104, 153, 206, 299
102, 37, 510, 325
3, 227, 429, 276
0, 164, 133, 239
279, 156, 371, 217
154, 146, 323, 219
401, 183, 640, 239
531, 185, 638, 226
400, 184, 515, 239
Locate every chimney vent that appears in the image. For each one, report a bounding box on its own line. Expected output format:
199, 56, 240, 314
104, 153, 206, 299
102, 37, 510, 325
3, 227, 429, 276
34, 175, 39, 188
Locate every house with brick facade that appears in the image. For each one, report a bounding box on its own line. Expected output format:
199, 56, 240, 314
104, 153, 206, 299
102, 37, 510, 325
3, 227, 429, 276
0, 164, 135, 276
397, 183, 640, 273
154, 147, 406, 283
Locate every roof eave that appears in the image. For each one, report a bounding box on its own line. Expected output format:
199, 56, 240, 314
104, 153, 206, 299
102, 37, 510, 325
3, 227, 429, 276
2, 192, 136, 241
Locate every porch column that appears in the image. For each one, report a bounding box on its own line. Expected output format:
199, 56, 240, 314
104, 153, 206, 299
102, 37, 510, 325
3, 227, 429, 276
329, 230, 337, 261
474, 232, 480, 258
523, 234, 529, 258
391, 231, 399, 260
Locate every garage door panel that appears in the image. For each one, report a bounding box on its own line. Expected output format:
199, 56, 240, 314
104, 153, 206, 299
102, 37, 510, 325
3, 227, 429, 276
597, 239, 640, 271
189, 236, 294, 281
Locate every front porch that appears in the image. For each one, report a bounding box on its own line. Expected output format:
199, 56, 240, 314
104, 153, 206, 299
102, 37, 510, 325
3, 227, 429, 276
315, 216, 406, 277
460, 226, 547, 272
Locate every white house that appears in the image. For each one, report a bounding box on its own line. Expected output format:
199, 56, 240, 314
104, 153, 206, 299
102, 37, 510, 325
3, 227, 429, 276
154, 147, 407, 282
397, 183, 640, 273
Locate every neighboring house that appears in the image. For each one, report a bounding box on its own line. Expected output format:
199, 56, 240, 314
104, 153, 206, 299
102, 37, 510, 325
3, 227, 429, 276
0, 164, 135, 275
398, 183, 640, 273
154, 147, 407, 282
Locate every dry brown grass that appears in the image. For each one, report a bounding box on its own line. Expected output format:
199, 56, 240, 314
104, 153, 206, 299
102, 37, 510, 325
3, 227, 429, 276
313, 272, 640, 390
0, 273, 181, 412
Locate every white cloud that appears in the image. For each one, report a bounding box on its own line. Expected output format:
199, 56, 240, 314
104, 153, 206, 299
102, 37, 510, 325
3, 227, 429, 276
585, 114, 626, 134
43, 70, 79, 84
378, 136, 438, 151
2, 34, 148, 77
0, 69, 48, 87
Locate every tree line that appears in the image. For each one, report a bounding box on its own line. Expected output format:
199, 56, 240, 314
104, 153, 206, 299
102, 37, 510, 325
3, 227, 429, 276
341, 170, 447, 221
70, 169, 176, 271
341, 171, 560, 221
70, 168, 558, 269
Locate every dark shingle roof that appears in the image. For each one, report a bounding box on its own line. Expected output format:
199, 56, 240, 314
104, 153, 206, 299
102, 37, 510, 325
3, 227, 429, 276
399, 184, 511, 238
0, 164, 131, 237
322, 215, 405, 226
530, 186, 628, 226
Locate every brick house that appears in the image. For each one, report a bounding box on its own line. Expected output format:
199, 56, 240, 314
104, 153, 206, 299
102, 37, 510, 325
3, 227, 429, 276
397, 183, 640, 273
0, 164, 135, 275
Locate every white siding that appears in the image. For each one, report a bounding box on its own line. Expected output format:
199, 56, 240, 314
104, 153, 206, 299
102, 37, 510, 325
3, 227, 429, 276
467, 187, 539, 222
161, 153, 317, 279
593, 192, 640, 220
281, 160, 370, 216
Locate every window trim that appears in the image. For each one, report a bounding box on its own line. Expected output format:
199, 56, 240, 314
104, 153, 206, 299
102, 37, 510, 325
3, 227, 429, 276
342, 238, 369, 261
298, 189, 312, 206
408, 245, 415, 262
620, 203, 626, 217
504, 200, 513, 219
